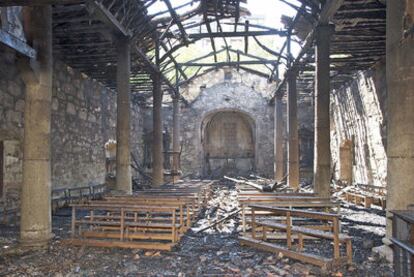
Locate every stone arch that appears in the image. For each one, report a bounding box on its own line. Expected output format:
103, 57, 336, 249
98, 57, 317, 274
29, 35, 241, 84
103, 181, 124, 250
200, 108, 256, 178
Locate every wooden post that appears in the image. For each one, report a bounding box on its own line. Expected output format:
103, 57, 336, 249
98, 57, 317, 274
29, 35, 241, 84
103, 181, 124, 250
152, 70, 164, 187
172, 209, 176, 243
333, 217, 340, 259
274, 94, 285, 182
71, 206, 76, 238
286, 211, 292, 249
172, 94, 180, 183
313, 24, 334, 198
186, 204, 190, 228
287, 69, 299, 190
298, 233, 304, 252
120, 208, 124, 241
115, 36, 132, 194
19, 6, 53, 247
252, 208, 256, 239
242, 204, 246, 233
179, 204, 184, 232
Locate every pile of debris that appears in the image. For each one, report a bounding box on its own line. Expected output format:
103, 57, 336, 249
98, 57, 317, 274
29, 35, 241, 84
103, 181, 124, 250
192, 183, 239, 234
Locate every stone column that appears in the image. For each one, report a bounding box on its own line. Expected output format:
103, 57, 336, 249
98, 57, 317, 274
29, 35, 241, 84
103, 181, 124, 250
386, 0, 414, 237
287, 69, 299, 190
20, 6, 53, 247
152, 72, 164, 186
313, 24, 334, 198
274, 94, 284, 182
115, 37, 132, 194
172, 94, 180, 183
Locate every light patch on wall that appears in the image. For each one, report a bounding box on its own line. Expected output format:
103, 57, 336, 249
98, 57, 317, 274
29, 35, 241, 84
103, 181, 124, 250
224, 69, 233, 81
330, 54, 352, 59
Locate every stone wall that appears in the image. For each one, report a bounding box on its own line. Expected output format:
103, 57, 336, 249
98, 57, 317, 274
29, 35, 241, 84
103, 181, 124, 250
0, 45, 143, 204
140, 68, 315, 180
177, 68, 276, 178
331, 61, 387, 187
0, 46, 25, 203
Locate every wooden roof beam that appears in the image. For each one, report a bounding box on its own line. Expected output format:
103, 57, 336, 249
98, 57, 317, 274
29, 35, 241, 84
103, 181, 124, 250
0, 29, 36, 58
189, 30, 288, 39
86, 0, 131, 37
272, 0, 345, 101
162, 0, 189, 44
178, 60, 279, 67
0, 0, 83, 5
201, 0, 217, 63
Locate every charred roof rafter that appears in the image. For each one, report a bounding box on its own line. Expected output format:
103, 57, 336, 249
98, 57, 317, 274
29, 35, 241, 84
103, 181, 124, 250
0, 0, 387, 104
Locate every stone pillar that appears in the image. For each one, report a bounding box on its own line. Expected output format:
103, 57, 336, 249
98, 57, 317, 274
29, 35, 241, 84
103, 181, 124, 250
287, 69, 299, 190
313, 24, 334, 198
152, 72, 164, 186
172, 94, 180, 183
274, 94, 284, 182
115, 37, 132, 194
20, 6, 53, 247
386, 0, 414, 237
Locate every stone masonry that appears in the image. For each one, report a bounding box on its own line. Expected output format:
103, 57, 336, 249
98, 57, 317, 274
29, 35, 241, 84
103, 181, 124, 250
0, 45, 143, 205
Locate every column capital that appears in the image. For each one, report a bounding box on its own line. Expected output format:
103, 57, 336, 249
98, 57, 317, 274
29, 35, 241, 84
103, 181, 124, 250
315, 24, 335, 41
115, 35, 130, 48
172, 93, 180, 101
286, 67, 299, 78
151, 71, 161, 80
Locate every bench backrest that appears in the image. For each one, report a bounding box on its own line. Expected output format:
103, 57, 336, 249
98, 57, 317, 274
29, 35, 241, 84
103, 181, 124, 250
249, 204, 340, 221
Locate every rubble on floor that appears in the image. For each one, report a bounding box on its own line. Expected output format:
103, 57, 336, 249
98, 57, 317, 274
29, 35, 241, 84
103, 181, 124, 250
0, 181, 393, 276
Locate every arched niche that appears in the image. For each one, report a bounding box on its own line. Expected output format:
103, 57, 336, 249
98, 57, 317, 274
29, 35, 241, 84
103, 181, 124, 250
201, 110, 256, 178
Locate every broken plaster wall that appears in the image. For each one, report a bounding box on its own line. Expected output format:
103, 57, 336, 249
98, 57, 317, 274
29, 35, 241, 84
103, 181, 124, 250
0, 45, 144, 205
331, 61, 387, 187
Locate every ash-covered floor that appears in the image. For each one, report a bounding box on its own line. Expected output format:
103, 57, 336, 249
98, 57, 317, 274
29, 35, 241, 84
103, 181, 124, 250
0, 181, 393, 276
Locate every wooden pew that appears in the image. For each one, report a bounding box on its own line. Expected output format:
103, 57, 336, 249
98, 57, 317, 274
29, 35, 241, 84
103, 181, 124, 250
66, 203, 184, 251
345, 192, 373, 208
390, 210, 414, 276
240, 204, 352, 270
51, 183, 107, 213
97, 197, 194, 231
239, 195, 340, 232
1, 202, 18, 225
343, 184, 386, 209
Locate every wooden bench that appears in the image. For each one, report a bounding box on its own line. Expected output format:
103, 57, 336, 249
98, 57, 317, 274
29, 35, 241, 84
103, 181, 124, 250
52, 183, 107, 213
345, 191, 374, 208
1, 203, 18, 225
240, 204, 352, 270
343, 184, 386, 209
239, 196, 340, 232
96, 197, 194, 231
390, 210, 414, 276
66, 202, 184, 251
136, 190, 208, 210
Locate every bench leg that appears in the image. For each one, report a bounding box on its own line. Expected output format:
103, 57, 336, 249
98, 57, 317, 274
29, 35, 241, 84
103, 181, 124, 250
365, 197, 373, 208
298, 233, 304, 252
252, 209, 256, 239
242, 205, 246, 233
346, 240, 353, 264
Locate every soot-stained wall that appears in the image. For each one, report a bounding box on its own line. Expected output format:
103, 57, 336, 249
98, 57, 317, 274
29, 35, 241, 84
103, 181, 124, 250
331, 61, 387, 187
